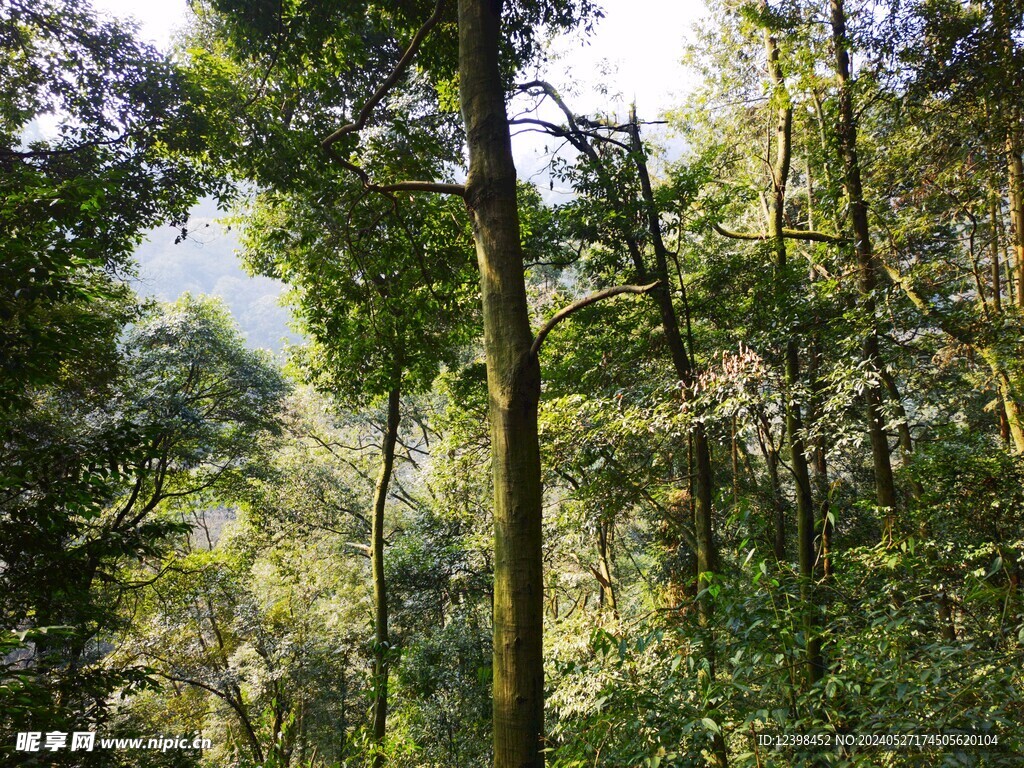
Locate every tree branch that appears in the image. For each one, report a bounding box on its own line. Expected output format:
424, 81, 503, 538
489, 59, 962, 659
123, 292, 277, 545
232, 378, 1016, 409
374, 180, 466, 196
322, 0, 445, 149
881, 262, 968, 344
712, 222, 847, 244
514, 81, 633, 152
531, 282, 659, 358
320, 0, 464, 198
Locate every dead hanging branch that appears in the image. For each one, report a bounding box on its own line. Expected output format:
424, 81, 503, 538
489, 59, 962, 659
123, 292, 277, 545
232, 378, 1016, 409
320, 0, 465, 198
531, 282, 659, 358
514, 80, 634, 154
712, 222, 847, 244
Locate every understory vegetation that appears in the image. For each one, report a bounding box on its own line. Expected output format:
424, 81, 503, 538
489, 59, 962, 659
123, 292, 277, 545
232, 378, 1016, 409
2, 0, 1023, 766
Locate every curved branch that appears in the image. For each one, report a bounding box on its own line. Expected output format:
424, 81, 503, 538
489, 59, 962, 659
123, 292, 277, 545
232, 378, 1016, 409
712, 222, 847, 244
320, 0, 464, 198
515, 81, 633, 152
531, 282, 659, 358
321, 0, 445, 150
155, 671, 265, 764
517, 80, 581, 132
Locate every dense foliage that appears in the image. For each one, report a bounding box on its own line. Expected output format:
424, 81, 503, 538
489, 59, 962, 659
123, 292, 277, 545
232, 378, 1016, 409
2, 0, 1023, 766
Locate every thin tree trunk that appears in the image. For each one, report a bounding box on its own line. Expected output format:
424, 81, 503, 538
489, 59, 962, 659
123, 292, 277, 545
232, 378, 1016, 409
762, 11, 821, 686
628, 109, 725, 768
627, 113, 717, 590
805, 248, 833, 578
989, 189, 1014, 442
458, 2, 545, 765
991, 189, 1003, 313
811, 433, 832, 579
807, 345, 832, 578
829, 0, 897, 526
596, 521, 617, 617
1007, 134, 1024, 306
731, 416, 740, 505
1006, 252, 1017, 306
371, 385, 401, 768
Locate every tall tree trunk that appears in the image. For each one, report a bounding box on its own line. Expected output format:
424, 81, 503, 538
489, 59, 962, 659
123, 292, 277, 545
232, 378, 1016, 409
529, 88, 710, 616
1007, 133, 1024, 307
806, 166, 831, 581
627, 114, 717, 591
988, 188, 1014, 442
371, 386, 401, 768
807, 341, 832, 578
762, 11, 822, 686
628, 111, 726, 768
829, 0, 897, 525
458, 2, 545, 765
991, 189, 1003, 313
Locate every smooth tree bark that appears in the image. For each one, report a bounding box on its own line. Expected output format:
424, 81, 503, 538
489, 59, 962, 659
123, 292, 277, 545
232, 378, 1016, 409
458, 1, 545, 765
370, 385, 401, 768
829, 0, 898, 522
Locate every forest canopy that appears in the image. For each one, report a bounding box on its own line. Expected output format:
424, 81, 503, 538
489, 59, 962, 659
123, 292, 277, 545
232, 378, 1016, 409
1, 0, 1023, 766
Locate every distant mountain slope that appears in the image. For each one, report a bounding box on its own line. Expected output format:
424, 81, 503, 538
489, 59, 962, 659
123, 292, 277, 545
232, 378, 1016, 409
131, 199, 298, 354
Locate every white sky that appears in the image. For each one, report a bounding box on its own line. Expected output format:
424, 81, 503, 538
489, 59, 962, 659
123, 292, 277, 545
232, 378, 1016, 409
91, 0, 706, 195
92, 0, 706, 117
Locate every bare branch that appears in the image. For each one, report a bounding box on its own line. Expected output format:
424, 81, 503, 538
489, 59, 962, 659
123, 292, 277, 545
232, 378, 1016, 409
514, 81, 633, 152
531, 282, 659, 358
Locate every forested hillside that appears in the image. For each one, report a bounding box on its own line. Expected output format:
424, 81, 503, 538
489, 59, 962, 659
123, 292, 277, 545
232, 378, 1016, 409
2, 0, 1023, 766
132, 197, 295, 354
